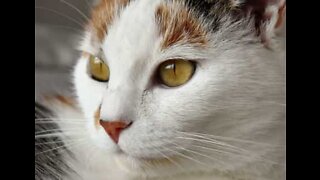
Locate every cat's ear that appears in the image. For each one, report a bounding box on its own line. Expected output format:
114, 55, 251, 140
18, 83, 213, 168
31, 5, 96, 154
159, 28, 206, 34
237, 0, 286, 43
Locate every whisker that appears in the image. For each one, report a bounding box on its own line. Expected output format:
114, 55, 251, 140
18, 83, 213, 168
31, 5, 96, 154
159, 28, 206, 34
165, 140, 226, 166
190, 144, 283, 166
81, 0, 92, 10
35, 119, 87, 123
175, 134, 279, 164
35, 132, 64, 139
35, 121, 86, 125
35, 106, 52, 118
35, 137, 87, 146
180, 131, 283, 147
35, 117, 86, 120
40, 140, 91, 160
191, 144, 241, 156
35, 138, 87, 155
35, 7, 85, 28
35, 118, 87, 122
35, 128, 84, 135
84, 144, 98, 167
38, 24, 84, 33
58, 0, 90, 22
153, 146, 184, 171
164, 146, 207, 167
35, 131, 85, 139
176, 136, 246, 153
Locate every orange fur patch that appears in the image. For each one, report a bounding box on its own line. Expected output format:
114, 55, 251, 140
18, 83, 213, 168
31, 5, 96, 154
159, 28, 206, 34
155, 3, 208, 49
44, 95, 76, 107
94, 105, 102, 128
90, 0, 129, 42
275, 2, 286, 29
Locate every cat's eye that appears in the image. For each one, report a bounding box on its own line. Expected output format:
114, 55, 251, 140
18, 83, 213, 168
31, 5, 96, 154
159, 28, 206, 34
88, 55, 110, 82
158, 59, 195, 87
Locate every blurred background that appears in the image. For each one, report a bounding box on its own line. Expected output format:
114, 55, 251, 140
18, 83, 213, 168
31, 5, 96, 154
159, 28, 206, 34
35, 0, 96, 99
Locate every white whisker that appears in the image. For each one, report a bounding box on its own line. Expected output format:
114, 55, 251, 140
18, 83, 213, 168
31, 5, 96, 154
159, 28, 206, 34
59, 0, 90, 21
190, 144, 283, 166
180, 131, 282, 148
35, 106, 52, 118
176, 136, 246, 153
35, 137, 87, 146
35, 118, 87, 122
165, 140, 226, 166
35, 128, 85, 135
35, 131, 85, 139
35, 7, 85, 28
164, 146, 207, 167
35, 121, 86, 125
81, 0, 91, 10
153, 146, 184, 171
35, 138, 87, 155
38, 24, 83, 33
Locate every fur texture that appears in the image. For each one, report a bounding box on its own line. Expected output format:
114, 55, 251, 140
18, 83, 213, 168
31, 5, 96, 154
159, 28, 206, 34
36, 0, 286, 179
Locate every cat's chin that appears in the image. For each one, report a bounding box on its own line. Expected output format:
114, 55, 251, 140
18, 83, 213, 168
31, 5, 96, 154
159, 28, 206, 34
112, 152, 212, 179
113, 151, 179, 175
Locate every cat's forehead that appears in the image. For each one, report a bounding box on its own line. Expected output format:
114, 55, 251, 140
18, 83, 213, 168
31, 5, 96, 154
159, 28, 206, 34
90, 0, 130, 42
103, 0, 161, 67
82, 0, 251, 57
89, 0, 213, 51
83, 0, 281, 56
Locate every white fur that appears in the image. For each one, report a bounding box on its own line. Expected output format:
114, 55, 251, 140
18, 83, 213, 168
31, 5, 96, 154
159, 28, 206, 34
53, 0, 287, 179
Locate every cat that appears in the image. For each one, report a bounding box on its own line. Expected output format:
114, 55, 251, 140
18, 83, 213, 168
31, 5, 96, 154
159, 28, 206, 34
35, 0, 286, 179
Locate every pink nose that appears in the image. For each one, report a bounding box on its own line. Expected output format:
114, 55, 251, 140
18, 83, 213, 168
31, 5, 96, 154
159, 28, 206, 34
99, 120, 131, 143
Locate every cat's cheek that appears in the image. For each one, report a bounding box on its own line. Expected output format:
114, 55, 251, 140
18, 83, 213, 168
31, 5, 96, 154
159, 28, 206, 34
73, 58, 105, 118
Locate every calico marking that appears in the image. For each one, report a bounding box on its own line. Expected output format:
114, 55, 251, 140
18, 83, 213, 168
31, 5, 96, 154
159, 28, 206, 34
155, 2, 208, 49
90, 0, 131, 41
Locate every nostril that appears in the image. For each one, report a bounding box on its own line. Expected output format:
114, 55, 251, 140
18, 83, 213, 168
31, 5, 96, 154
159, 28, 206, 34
99, 120, 132, 144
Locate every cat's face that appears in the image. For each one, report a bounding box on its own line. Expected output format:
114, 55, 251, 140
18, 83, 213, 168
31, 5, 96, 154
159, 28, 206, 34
73, 0, 285, 174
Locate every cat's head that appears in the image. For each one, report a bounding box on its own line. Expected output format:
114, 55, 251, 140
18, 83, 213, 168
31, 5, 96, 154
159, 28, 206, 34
73, 0, 285, 176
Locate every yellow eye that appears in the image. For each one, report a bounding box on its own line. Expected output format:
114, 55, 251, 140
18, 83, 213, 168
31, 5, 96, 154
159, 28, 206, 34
158, 59, 195, 87
89, 55, 110, 82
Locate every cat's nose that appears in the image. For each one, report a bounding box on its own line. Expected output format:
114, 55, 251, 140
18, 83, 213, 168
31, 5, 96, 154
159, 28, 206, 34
99, 120, 132, 144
